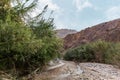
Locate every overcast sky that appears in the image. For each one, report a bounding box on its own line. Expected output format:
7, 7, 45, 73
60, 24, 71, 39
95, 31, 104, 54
35, 0, 120, 31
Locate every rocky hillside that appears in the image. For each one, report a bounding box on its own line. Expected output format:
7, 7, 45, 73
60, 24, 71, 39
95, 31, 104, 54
64, 19, 120, 49
56, 29, 77, 38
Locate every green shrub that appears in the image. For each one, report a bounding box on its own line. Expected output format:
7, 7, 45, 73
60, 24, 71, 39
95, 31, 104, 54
90, 40, 111, 62
105, 43, 120, 67
0, 0, 63, 77
30, 18, 63, 66
64, 40, 120, 67
0, 19, 62, 76
0, 21, 42, 75
64, 44, 95, 62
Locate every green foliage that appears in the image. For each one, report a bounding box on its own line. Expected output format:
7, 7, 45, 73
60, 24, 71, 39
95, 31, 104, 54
90, 40, 111, 62
0, 0, 62, 77
64, 40, 120, 67
64, 44, 95, 62
104, 43, 120, 67
30, 18, 63, 66
0, 0, 38, 23
0, 21, 42, 75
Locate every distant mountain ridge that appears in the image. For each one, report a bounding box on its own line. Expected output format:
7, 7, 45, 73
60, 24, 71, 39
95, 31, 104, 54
56, 29, 77, 38
64, 19, 120, 49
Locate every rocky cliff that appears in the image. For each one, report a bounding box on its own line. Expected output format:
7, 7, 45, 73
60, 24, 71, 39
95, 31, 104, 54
64, 19, 120, 49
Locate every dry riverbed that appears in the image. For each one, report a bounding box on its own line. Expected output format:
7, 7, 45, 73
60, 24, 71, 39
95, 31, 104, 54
35, 61, 120, 80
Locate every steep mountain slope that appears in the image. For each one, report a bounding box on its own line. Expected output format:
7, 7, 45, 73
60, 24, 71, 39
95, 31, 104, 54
64, 19, 120, 49
56, 29, 77, 38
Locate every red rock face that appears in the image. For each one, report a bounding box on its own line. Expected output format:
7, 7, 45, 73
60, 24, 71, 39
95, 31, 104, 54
64, 19, 120, 49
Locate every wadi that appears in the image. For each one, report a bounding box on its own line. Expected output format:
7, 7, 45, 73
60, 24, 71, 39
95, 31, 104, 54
0, 0, 120, 80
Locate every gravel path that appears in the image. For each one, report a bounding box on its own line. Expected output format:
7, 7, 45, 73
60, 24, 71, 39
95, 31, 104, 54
35, 61, 120, 80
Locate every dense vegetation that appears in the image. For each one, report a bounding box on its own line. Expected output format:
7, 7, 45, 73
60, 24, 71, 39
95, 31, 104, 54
0, 0, 62, 77
64, 40, 120, 67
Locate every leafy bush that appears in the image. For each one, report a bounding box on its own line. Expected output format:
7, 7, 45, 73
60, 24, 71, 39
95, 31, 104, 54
64, 44, 95, 62
30, 18, 63, 66
104, 43, 120, 67
90, 40, 111, 62
0, 21, 42, 75
64, 40, 120, 67
0, 18, 62, 76
0, 0, 62, 77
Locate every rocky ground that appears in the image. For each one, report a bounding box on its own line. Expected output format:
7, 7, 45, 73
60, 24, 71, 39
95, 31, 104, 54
35, 61, 120, 80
